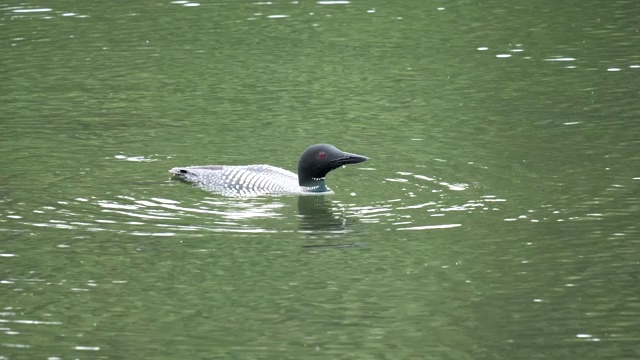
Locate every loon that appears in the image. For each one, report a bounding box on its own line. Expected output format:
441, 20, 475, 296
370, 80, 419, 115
169, 144, 368, 196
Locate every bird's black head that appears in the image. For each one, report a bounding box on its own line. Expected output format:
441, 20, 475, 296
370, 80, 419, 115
297, 144, 368, 187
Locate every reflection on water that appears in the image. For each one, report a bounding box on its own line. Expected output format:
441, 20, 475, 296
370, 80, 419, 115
297, 196, 345, 233
5, 6, 89, 19
296, 196, 371, 249
5, 195, 289, 236
1, 167, 489, 240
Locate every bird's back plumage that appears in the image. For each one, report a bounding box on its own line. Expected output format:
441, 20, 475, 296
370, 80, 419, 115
169, 164, 303, 196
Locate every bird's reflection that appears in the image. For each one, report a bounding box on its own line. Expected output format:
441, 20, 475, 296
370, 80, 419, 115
297, 196, 344, 231
297, 196, 364, 249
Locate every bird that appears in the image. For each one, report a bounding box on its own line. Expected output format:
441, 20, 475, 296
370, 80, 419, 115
168, 143, 368, 197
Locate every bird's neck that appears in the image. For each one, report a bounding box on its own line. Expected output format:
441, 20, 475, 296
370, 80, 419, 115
299, 177, 328, 192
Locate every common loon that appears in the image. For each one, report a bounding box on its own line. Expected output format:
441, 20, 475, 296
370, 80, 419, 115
169, 144, 368, 196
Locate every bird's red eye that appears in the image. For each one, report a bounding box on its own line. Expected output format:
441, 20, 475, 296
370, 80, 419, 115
318, 152, 327, 159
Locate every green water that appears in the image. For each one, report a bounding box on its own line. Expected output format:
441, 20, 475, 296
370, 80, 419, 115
1, 0, 639, 359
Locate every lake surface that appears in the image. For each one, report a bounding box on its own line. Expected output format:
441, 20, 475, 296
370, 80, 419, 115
1, 0, 639, 359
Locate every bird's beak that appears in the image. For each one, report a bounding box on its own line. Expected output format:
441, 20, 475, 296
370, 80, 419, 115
332, 152, 369, 165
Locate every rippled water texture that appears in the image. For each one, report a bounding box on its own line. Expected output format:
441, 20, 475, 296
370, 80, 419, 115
1, 0, 639, 359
